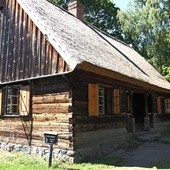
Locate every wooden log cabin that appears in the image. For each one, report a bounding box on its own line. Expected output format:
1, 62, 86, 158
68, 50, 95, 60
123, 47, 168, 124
0, 0, 170, 162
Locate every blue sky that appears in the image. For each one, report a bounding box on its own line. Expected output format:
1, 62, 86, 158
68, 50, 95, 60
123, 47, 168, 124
112, 0, 131, 10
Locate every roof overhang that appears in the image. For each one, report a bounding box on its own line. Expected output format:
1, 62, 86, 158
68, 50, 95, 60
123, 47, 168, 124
77, 62, 170, 94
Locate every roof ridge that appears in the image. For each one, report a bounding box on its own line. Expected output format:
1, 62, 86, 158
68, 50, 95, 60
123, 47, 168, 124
85, 22, 149, 77
84, 22, 133, 49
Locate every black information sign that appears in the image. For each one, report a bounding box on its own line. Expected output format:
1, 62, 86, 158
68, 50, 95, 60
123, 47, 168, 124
44, 133, 58, 145
44, 132, 58, 167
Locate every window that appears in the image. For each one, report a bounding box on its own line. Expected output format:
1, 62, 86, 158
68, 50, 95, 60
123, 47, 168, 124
4, 86, 19, 115
165, 98, 170, 114
0, 85, 30, 116
88, 84, 119, 116
98, 87, 105, 115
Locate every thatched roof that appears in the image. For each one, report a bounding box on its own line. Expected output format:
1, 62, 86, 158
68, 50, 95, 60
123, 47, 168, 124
18, 0, 170, 91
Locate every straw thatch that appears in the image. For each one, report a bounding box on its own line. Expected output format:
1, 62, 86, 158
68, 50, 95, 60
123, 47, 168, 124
17, 0, 170, 91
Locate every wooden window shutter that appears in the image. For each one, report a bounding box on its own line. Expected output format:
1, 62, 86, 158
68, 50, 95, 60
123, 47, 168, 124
157, 96, 162, 115
88, 84, 99, 116
0, 89, 2, 115
19, 86, 30, 116
113, 89, 120, 114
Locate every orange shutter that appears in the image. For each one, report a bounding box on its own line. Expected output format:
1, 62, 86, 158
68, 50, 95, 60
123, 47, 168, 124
157, 97, 162, 115
0, 89, 2, 115
113, 89, 120, 114
19, 86, 30, 116
88, 84, 99, 116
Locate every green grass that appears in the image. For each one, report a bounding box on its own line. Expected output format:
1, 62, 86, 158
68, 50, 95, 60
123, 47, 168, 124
0, 150, 163, 170
0, 150, 123, 170
0, 151, 48, 170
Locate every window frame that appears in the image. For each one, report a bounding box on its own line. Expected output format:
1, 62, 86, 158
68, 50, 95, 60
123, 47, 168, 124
88, 83, 120, 116
0, 85, 30, 117
98, 86, 105, 115
3, 85, 20, 116
98, 85, 114, 116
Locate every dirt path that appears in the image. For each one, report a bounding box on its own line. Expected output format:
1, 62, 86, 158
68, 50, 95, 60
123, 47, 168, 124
121, 142, 170, 167
109, 132, 170, 169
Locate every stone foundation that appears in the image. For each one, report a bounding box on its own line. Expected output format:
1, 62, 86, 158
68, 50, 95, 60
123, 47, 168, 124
0, 142, 74, 162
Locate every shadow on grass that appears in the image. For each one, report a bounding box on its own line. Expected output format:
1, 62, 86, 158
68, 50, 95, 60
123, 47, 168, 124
51, 154, 124, 170
86, 156, 124, 166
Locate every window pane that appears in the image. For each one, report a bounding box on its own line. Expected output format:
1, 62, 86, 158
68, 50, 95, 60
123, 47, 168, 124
4, 86, 19, 115
99, 88, 104, 96
98, 87, 105, 115
99, 106, 104, 114
12, 97, 18, 104
99, 97, 104, 105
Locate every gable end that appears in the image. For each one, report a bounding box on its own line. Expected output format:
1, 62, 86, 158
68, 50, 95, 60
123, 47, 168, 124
0, 0, 72, 84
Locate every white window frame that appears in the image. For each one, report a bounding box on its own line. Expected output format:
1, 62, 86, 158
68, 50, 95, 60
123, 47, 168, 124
3, 85, 20, 115
98, 86, 105, 115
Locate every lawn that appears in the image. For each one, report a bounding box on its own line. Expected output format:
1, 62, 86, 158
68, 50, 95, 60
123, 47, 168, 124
0, 150, 163, 170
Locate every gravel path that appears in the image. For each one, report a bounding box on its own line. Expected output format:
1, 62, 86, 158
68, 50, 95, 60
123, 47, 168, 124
108, 133, 170, 169
121, 142, 170, 167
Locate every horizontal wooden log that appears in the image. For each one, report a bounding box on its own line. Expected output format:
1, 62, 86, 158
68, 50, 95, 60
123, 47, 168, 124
74, 115, 126, 124
32, 114, 71, 122
32, 108, 71, 114
32, 103, 71, 109
32, 93, 71, 104
32, 82, 70, 95
33, 98, 71, 104
0, 130, 73, 142
73, 101, 88, 114
74, 128, 127, 149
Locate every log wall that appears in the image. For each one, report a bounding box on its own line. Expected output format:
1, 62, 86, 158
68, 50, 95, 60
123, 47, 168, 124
69, 69, 127, 156
0, 76, 73, 151
0, 0, 71, 83
69, 69, 170, 161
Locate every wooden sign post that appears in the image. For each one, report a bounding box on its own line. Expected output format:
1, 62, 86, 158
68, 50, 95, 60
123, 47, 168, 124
44, 132, 58, 168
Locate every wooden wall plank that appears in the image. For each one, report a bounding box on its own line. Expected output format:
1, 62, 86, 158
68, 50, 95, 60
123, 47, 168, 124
0, 1, 71, 83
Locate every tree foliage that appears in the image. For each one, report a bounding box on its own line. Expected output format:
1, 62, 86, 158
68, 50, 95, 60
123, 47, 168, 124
117, 0, 170, 81
49, 0, 123, 40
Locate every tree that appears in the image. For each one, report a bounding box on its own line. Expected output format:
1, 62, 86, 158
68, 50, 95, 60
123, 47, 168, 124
117, 0, 170, 80
49, 0, 123, 40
